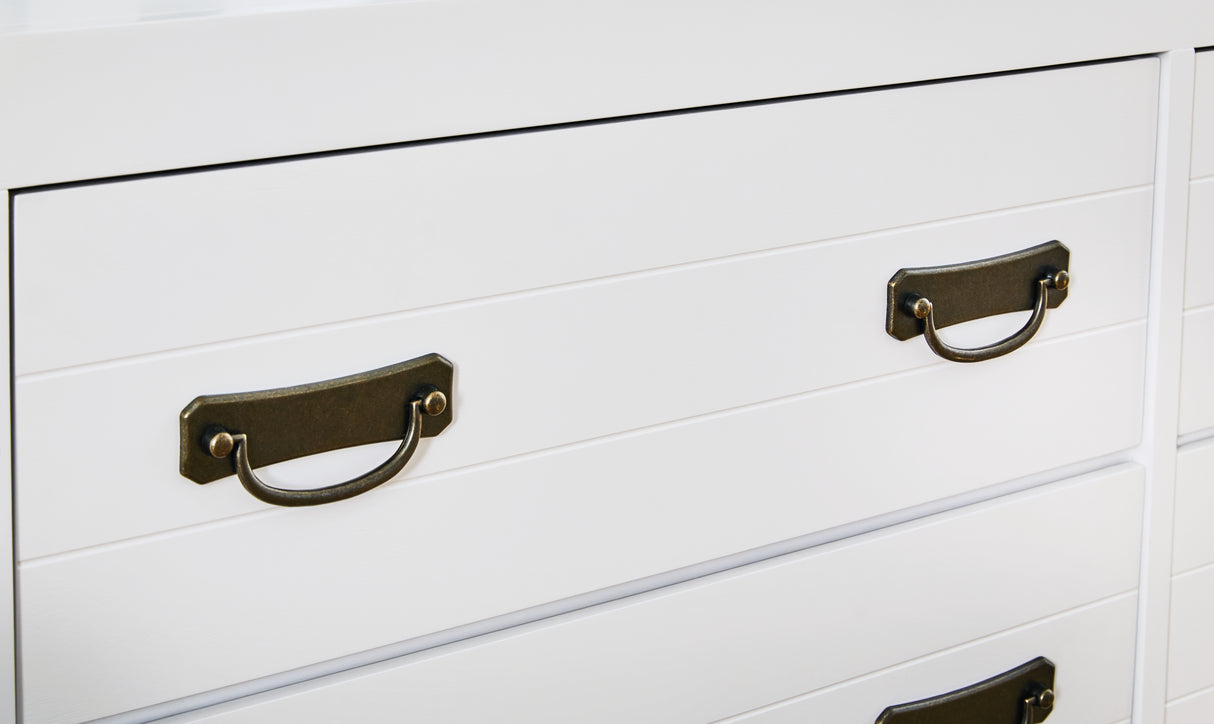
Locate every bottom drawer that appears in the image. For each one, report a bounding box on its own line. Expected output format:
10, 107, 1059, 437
167, 465, 1141, 724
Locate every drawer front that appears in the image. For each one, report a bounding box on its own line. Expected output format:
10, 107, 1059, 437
1180, 51, 1214, 434
723, 596, 1135, 724
1169, 687, 1214, 724
14, 61, 1156, 723
16, 188, 1151, 559
155, 467, 1142, 724
1169, 438, 1214, 710
1169, 564, 1214, 701
19, 325, 1146, 722
13, 60, 1156, 376
1173, 439, 1214, 574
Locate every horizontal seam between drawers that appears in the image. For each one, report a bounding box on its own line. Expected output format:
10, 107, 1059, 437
1172, 558, 1214, 580
711, 589, 1138, 724
1168, 680, 1214, 707
16, 317, 1147, 566
71, 542, 1143, 724
14, 183, 1153, 382
1176, 428, 1214, 447
8, 55, 1158, 195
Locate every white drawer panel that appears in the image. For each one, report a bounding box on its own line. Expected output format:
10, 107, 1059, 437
722, 595, 1135, 724
1169, 563, 1214, 700
1169, 686, 1214, 724
141, 467, 1143, 724
1179, 305, 1214, 434
1183, 179, 1214, 309
1193, 51, 1214, 180
17, 328, 1146, 722
12, 59, 1158, 375
15, 190, 1151, 560
1173, 439, 1214, 573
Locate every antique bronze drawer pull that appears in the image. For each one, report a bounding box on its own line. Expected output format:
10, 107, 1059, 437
876, 657, 1056, 724
179, 353, 454, 507
886, 241, 1070, 363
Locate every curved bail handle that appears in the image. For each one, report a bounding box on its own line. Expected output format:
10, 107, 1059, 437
203, 389, 446, 507
907, 270, 1068, 363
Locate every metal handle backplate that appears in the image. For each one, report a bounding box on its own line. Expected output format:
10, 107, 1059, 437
179, 353, 454, 506
886, 241, 1070, 362
875, 657, 1056, 724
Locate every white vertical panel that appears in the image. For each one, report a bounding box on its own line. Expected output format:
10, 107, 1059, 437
1134, 48, 1194, 724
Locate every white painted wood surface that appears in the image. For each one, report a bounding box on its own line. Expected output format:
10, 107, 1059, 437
138, 467, 1143, 724
1184, 179, 1214, 308
12, 60, 1159, 375
0, 8, 1210, 724
1179, 306, 1214, 434
1173, 440, 1214, 573
1168, 685, 1214, 723
1168, 563, 1214, 700
721, 594, 1136, 724
0, 166, 17, 723
0, 5, 1206, 190
1193, 51, 1214, 180
14, 190, 1152, 560
1134, 49, 1197, 724
16, 325, 1147, 722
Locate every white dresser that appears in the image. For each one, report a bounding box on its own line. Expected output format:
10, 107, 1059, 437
1, 3, 1212, 723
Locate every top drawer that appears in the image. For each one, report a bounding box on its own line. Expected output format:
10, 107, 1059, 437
12, 60, 1157, 560
13, 58, 1157, 723
14, 60, 1157, 375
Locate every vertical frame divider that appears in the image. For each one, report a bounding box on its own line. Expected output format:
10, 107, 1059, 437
1134, 48, 1196, 724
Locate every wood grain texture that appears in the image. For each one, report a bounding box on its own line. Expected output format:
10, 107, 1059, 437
135, 467, 1144, 724
11, 59, 1159, 375
14, 190, 1152, 560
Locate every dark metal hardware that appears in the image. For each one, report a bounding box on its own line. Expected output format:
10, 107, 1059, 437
875, 657, 1056, 724
179, 353, 454, 506
887, 241, 1070, 362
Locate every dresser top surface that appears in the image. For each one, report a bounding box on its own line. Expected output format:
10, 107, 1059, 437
0, 0, 1211, 188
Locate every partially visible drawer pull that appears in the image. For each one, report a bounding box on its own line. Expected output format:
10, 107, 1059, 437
875, 656, 1056, 724
179, 353, 454, 507
886, 241, 1070, 363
